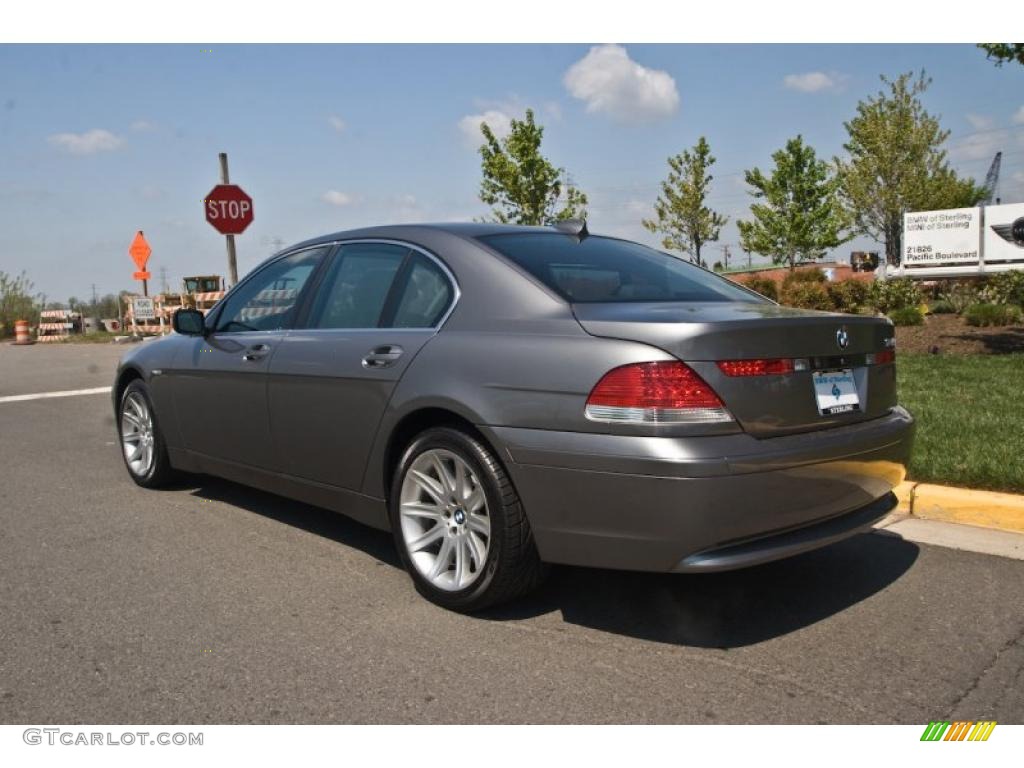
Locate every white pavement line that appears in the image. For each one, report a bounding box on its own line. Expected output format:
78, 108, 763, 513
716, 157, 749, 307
876, 517, 1024, 562
0, 386, 112, 404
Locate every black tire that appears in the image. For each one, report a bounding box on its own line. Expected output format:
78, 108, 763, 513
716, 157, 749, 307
389, 426, 548, 612
118, 379, 177, 488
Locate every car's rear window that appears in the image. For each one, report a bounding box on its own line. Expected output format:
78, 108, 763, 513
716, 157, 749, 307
478, 233, 765, 304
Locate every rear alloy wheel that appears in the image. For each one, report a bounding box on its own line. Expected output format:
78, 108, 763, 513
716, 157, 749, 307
390, 427, 547, 611
119, 380, 176, 488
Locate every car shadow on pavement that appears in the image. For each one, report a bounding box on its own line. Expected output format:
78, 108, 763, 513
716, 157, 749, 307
184, 477, 919, 649
485, 532, 920, 648
182, 478, 402, 568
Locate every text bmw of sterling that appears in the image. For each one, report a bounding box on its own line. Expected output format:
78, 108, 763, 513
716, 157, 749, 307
113, 222, 914, 612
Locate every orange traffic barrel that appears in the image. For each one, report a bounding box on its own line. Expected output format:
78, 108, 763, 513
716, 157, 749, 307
13, 319, 34, 345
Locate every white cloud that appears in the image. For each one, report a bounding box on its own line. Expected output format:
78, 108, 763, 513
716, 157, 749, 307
47, 128, 124, 155
389, 194, 426, 223
563, 44, 679, 122
543, 101, 563, 122
624, 199, 651, 216
952, 129, 1008, 161
321, 190, 354, 207
130, 119, 156, 132
966, 113, 994, 130
327, 115, 346, 133
782, 71, 847, 93
1013, 106, 1024, 125
458, 109, 514, 145
138, 184, 163, 200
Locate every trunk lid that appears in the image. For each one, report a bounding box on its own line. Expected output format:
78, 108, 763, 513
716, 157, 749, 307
573, 301, 897, 437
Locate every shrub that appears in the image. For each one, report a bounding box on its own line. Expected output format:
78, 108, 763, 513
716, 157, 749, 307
740, 276, 779, 302
869, 277, 922, 314
940, 281, 979, 314
963, 303, 1024, 327
928, 299, 956, 314
781, 268, 826, 291
826, 279, 870, 314
0, 271, 40, 338
888, 306, 924, 326
981, 271, 1024, 307
780, 281, 833, 311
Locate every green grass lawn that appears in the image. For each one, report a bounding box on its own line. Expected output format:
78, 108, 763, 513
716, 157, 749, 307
898, 353, 1024, 493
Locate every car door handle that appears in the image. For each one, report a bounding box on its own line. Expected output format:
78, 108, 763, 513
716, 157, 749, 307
362, 345, 404, 369
242, 343, 271, 362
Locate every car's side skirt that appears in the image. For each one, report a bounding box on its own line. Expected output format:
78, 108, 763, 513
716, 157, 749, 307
168, 447, 390, 531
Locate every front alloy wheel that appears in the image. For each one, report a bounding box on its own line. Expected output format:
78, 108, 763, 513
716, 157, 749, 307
118, 379, 175, 488
121, 390, 155, 477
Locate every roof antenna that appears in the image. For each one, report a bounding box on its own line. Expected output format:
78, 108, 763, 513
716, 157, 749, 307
552, 218, 589, 242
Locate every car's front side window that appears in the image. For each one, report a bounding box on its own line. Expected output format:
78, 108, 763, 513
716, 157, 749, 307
214, 247, 326, 333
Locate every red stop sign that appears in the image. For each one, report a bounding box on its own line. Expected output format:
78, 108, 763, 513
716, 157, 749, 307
204, 184, 254, 235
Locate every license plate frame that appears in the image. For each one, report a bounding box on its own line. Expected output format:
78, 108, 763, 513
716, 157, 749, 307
812, 368, 861, 416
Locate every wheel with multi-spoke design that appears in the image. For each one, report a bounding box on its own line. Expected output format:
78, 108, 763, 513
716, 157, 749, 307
390, 426, 547, 611
119, 379, 176, 488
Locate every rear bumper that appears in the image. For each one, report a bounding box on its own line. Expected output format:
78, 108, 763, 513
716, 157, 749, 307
484, 406, 914, 573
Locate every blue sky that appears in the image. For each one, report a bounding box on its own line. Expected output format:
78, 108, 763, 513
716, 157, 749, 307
1, 43, 1023, 301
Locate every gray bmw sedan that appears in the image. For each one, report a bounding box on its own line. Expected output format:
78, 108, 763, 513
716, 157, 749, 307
113, 222, 914, 611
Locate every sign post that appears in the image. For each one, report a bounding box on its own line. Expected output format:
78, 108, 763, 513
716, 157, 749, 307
128, 230, 153, 297
204, 153, 254, 287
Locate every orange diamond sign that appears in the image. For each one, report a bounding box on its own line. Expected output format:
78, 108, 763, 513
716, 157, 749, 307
129, 231, 152, 271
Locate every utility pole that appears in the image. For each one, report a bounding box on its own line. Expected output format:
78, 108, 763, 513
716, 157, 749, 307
90, 283, 98, 314
219, 152, 239, 286
722, 245, 731, 271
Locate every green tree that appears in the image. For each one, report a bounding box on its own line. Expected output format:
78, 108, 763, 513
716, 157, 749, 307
737, 136, 852, 272
836, 72, 984, 265
978, 43, 1024, 66
477, 108, 587, 225
0, 271, 40, 338
643, 137, 727, 268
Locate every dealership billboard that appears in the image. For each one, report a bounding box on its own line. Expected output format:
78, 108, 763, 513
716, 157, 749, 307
903, 207, 980, 265
901, 203, 1024, 275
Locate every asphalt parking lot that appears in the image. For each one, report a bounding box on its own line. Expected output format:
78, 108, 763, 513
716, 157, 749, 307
1, 342, 1022, 724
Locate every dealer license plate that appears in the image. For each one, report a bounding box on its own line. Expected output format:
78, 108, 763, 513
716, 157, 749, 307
812, 368, 860, 416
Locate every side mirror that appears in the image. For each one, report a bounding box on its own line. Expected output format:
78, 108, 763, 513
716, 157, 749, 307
172, 308, 206, 336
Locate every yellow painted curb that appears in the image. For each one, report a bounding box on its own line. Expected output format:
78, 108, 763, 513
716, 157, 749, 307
894, 481, 916, 514
911, 483, 1024, 535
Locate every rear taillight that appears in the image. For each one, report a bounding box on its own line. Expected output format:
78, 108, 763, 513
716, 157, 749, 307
585, 361, 732, 424
717, 358, 794, 377
868, 349, 895, 365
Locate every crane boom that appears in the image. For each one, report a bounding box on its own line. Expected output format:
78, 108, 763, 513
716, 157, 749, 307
980, 151, 1002, 206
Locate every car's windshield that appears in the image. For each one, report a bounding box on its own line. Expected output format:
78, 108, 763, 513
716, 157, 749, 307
478, 233, 765, 304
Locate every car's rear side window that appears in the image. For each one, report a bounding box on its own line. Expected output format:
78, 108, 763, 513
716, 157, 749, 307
389, 254, 454, 328
307, 243, 408, 329
478, 233, 765, 304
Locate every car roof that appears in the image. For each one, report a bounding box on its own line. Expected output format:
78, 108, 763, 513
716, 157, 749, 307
281, 222, 565, 253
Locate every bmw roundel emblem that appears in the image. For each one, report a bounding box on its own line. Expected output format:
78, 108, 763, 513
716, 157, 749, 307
836, 326, 850, 350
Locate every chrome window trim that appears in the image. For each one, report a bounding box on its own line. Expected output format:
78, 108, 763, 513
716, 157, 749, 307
298, 237, 461, 332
